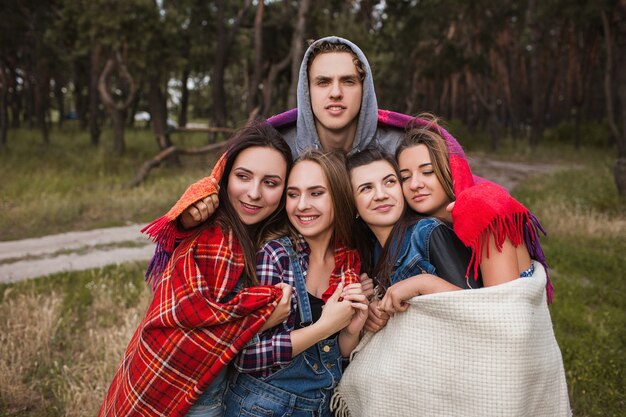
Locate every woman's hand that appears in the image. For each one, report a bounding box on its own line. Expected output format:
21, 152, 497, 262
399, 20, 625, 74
379, 274, 461, 315
179, 178, 220, 229
340, 283, 369, 336
364, 299, 389, 333
260, 283, 292, 331
378, 276, 424, 315
317, 284, 355, 336
359, 273, 375, 301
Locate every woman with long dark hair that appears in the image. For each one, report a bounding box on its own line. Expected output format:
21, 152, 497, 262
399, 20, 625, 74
99, 122, 295, 417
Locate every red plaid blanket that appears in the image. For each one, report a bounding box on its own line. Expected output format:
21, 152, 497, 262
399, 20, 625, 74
99, 224, 282, 417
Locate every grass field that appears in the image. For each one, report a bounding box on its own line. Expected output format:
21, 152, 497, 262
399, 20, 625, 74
0, 124, 624, 416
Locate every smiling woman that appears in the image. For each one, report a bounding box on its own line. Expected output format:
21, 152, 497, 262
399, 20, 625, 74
99, 122, 294, 417
226, 146, 287, 226
224, 149, 368, 417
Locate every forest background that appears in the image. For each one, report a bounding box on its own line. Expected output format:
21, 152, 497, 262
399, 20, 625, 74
0, 0, 624, 416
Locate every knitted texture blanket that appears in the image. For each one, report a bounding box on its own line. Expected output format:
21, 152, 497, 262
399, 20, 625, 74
99, 225, 282, 417
331, 262, 570, 417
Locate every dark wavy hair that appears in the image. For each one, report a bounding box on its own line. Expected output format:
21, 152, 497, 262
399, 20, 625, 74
346, 147, 424, 289
213, 121, 293, 287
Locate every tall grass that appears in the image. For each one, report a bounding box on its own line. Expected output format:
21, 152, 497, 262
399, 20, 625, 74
513, 154, 625, 416
0, 263, 150, 416
0, 124, 221, 240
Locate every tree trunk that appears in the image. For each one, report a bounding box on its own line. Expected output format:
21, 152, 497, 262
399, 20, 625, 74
23, 73, 35, 128
247, 0, 264, 115
89, 46, 102, 146
527, 0, 544, 147
287, 0, 311, 109
127, 91, 141, 127
602, 3, 626, 197
54, 76, 65, 127
33, 64, 50, 143
471, 74, 500, 151
7, 65, 21, 129
73, 58, 88, 130
97, 52, 136, 156
178, 67, 190, 127
148, 73, 180, 165
262, 53, 291, 116
212, 0, 253, 127
450, 73, 460, 120
0, 65, 7, 151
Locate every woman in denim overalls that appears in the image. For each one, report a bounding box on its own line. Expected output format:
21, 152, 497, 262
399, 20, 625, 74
224, 150, 369, 417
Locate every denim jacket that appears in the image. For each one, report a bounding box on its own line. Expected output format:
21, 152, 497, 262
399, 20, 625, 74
375, 218, 481, 289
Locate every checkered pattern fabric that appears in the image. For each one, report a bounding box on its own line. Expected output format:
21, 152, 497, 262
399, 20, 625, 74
234, 235, 360, 377
98, 224, 282, 417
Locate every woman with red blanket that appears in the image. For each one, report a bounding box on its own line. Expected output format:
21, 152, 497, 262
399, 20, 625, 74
359, 114, 550, 320
99, 122, 295, 417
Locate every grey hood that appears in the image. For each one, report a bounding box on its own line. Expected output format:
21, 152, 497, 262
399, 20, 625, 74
294, 36, 379, 156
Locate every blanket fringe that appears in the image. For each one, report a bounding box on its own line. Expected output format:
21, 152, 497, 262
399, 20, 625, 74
141, 215, 177, 251
465, 210, 553, 304
330, 390, 352, 417
141, 216, 178, 289
465, 211, 527, 280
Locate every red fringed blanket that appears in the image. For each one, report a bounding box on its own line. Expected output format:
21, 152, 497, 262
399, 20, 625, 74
99, 225, 282, 417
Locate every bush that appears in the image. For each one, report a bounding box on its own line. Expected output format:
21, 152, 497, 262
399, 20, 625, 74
543, 120, 611, 148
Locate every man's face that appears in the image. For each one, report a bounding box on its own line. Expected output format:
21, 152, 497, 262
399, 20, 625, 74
308, 52, 363, 137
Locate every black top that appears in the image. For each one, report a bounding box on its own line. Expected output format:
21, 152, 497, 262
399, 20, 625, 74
429, 224, 483, 289
295, 292, 325, 329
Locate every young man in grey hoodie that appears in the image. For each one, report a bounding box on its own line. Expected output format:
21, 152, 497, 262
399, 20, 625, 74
180, 36, 406, 227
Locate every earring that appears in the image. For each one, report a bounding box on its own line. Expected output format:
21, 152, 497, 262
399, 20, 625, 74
355, 213, 360, 219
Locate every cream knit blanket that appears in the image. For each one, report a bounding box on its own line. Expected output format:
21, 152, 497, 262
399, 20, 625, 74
332, 261, 571, 417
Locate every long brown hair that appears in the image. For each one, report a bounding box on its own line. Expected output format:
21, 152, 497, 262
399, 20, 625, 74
346, 147, 424, 289
265, 149, 356, 250
396, 113, 455, 201
214, 122, 293, 287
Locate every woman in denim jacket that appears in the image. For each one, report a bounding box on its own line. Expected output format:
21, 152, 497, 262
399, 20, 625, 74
223, 150, 369, 417
347, 148, 480, 327
347, 117, 536, 323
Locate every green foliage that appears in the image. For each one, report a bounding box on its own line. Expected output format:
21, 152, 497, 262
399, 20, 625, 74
543, 120, 612, 148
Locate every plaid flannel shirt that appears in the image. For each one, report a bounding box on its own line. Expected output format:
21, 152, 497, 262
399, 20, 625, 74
233, 235, 360, 378
99, 224, 282, 417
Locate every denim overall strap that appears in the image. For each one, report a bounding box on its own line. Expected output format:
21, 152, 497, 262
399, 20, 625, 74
277, 236, 313, 327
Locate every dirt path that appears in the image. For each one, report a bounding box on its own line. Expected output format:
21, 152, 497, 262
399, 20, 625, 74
0, 158, 563, 284
0, 225, 155, 284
